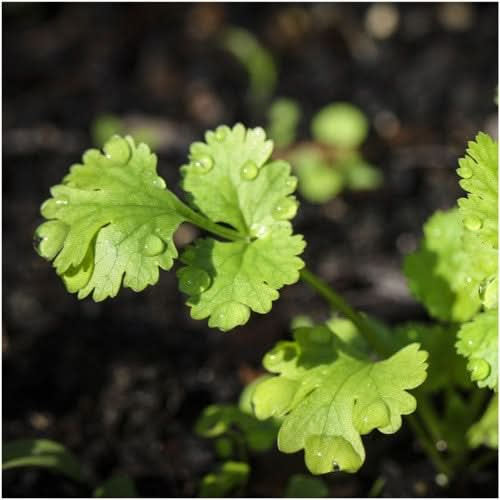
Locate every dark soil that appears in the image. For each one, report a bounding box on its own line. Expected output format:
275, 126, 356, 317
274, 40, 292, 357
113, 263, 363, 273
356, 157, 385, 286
2, 3, 498, 498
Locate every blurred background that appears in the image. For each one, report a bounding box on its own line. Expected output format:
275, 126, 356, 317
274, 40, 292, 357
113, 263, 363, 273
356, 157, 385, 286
3, 2, 498, 497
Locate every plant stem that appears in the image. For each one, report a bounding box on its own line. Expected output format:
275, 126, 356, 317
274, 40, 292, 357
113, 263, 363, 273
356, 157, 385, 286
171, 196, 245, 242
416, 394, 443, 444
407, 414, 453, 478
299, 266, 456, 479
299, 267, 390, 355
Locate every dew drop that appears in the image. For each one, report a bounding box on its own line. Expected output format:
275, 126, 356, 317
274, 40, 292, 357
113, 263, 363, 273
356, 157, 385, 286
273, 197, 298, 220
55, 195, 69, 206
285, 176, 298, 191
40, 198, 58, 218
468, 358, 490, 381
464, 215, 482, 231
104, 135, 131, 164
215, 127, 227, 142
459, 165, 473, 179
179, 268, 211, 295
332, 462, 341, 472
250, 223, 269, 239
241, 161, 258, 180
152, 177, 166, 189
34, 221, 69, 260
143, 234, 166, 256
479, 276, 497, 309
191, 155, 213, 174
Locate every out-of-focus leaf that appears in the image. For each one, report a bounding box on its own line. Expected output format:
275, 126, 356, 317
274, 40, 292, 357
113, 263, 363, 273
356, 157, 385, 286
94, 474, 138, 498
2, 439, 83, 482
284, 474, 328, 497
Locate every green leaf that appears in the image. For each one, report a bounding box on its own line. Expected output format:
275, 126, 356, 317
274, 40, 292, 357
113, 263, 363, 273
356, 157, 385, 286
457, 132, 498, 249
404, 209, 495, 322
267, 98, 301, 148
35, 135, 184, 301
468, 394, 498, 449
311, 103, 369, 149
199, 461, 249, 497
178, 230, 304, 331
195, 403, 278, 453
392, 323, 469, 393
179, 124, 305, 331
284, 474, 328, 497
456, 309, 498, 390
252, 327, 428, 474
2, 439, 83, 482
94, 474, 138, 497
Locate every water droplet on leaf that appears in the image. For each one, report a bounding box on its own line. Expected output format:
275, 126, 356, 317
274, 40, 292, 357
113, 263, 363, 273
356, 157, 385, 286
104, 135, 131, 164
152, 177, 166, 189
191, 155, 213, 174
250, 223, 269, 239
179, 268, 211, 295
479, 276, 497, 309
34, 221, 68, 260
241, 161, 258, 180
464, 215, 482, 231
55, 196, 69, 206
273, 197, 298, 220
332, 462, 341, 472
468, 358, 490, 381
285, 176, 298, 191
215, 127, 227, 141
143, 234, 165, 256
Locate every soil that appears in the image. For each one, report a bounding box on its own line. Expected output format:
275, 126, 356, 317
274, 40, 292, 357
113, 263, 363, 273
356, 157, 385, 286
2, 3, 498, 498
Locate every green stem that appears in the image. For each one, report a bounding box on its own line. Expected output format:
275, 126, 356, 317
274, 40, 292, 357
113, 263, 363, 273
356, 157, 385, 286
417, 394, 443, 444
171, 196, 245, 242
300, 266, 456, 479
407, 414, 453, 478
299, 267, 390, 355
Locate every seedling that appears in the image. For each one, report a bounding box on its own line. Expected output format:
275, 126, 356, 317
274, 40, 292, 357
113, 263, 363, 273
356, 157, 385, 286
268, 101, 383, 203
33, 124, 497, 491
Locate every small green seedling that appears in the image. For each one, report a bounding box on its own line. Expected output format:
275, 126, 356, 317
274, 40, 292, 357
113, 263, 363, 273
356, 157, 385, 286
34, 122, 497, 490
268, 101, 383, 203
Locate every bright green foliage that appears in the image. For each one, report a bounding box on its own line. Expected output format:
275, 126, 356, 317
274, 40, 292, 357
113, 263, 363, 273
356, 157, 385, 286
35, 125, 305, 331
2, 439, 83, 482
404, 209, 495, 322
468, 394, 498, 449
457, 132, 498, 249
456, 309, 498, 390
267, 98, 301, 148
179, 124, 304, 331
94, 474, 137, 498
179, 230, 304, 331
284, 474, 328, 497
392, 323, 469, 393
195, 403, 278, 454
35, 135, 184, 301
199, 461, 250, 497
252, 326, 428, 474
311, 103, 369, 149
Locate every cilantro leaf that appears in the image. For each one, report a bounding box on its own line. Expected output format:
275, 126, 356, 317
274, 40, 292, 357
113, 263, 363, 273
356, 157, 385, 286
180, 123, 296, 236
178, 124, 305, 331
252, 327, 428, 474
457, 132, 498, 249
468, 394, 498, 449
178, 229, 305, 331
456, 309, 498, 390
199, 461, 250, 498
35, 136, 184, 301
404, 209, 495, 322
392, 323, 469, 393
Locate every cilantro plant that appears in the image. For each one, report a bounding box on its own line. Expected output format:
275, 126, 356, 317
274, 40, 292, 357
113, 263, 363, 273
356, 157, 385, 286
34, 123, 497, 491
267, 101, 383, 203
